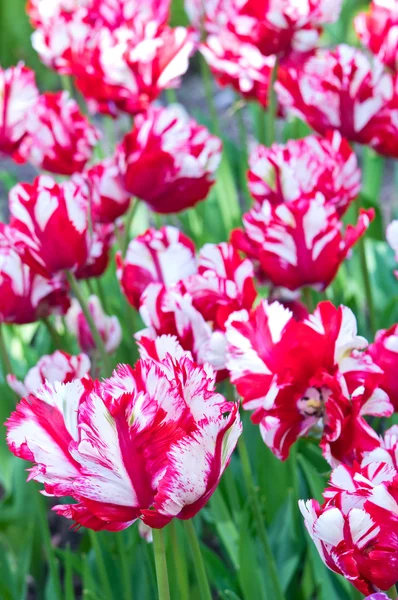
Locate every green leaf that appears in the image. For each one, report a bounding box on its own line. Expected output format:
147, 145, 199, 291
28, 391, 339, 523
238, 508, 267, 600
269, 492, 305, 593
209, 489, 240, 570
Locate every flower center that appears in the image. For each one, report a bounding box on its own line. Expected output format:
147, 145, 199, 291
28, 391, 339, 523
297, 387, 326, 418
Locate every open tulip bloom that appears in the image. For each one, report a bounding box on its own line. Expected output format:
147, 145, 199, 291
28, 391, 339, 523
4, 0, 398, 598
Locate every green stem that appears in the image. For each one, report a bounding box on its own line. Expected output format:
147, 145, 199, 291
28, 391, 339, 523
265, 57, 279, 147
152, 528, 171, 600
117, 533, 133, 600
165, 88, 178, 104
170, 522, 190, 600
238, 437, 285, 600
37, 495, 63, 600
64, 545, 76, 600
88, 531, 114, 600
66, 272, 111, 375
96, 278, 109, 314
302, 287, 314, 313
86, 279, 95, 296
42, 317, 64, 350
122, 198, 138, 257
60, 75, 74, 97
355, 195, 376, 335
234, 97, 251, 210
0, 324, 13, 376
184, 520, 212, 600
388, 585, 398, 599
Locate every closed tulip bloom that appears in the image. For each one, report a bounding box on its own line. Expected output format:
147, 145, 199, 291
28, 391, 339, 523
355, 0, 398, 72
137, 240, 256, 374
117, 226, 196, 309
226, 300, 393, 464
6, 335, 242, 530
226, 0, 342, 57
75, 223, 116, 281
73, 158, 131, 223
232, 197, 373, 292
30, 11, 92, 75
26, 0, 91, 28
27, 0, 169, 28
117, 105, 222, 213
187, 0, 341, 56
248, 131, 361, 215
9, 176, 91, 276
7, 351, 91, 397
200, 31, 275, 107
0, 64, 39, 158
300, 459, 398, 594
185, 242, 257, 330
72, 23, 195, 117
17, 92, 100, 175
28, 0, 171, 76
0, 225, 70, 325
138, 282, 229, 375
66, 296, 122, 354
276, 44, 398, 157
367, 325, 398, 411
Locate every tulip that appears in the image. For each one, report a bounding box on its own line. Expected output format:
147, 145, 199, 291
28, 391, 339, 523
226, 300, 393, 464
0, 64, 39, 158
6, 335, 242, 530
116, 105, 222, 213
17, 91, 100, 175
7, 350, 90, 397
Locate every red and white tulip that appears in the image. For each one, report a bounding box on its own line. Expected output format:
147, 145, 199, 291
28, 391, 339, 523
17, 91, 99, 175
248, 132, 361, 216
355, 0, 398, 72
276, 44, 398, 157
117, 226, 196, 310
9, 176, 91, 276
6, 335, 241, 530
117, 105, 222, 213
0, 64, 39, 158
7, 350, 90, 397
0, 224, 70, 325
226, 300, 393, 464
66, 295, 122, 354
72, 158, 131, 223
232, 197, 373, 292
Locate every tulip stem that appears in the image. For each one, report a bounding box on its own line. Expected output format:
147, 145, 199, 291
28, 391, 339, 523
88, 531, 114, 600
42, 318, 64, 350
388, 585, 398, 599
184, 520, 212, 600
238, 436, 285, 600
116, 533, 133, 600
152, 528, 171, 600
0, 324, 13, 377
60, 75, 74, 98
265, 57, 279, 147
96, 278, 109, 314
66, 272, 111, 376
302, 287, 314, 313
170, 521, 190, 600
122, 198, 138, 257
355, 196, 376, 335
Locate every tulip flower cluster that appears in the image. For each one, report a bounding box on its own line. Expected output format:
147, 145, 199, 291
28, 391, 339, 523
3, 0, 398, 598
